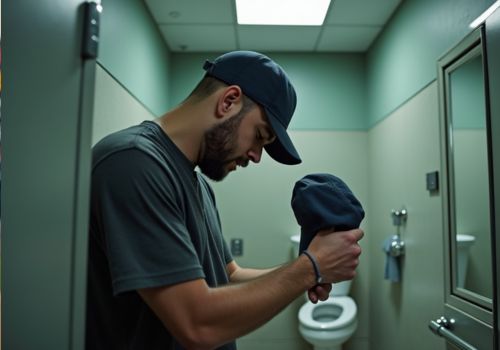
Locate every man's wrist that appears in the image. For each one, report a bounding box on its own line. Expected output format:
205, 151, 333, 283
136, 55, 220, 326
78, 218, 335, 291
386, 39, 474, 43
301, 250, 323, 285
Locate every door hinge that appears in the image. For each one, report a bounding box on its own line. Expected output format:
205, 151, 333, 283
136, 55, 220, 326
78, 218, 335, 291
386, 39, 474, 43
82, 1, 102, 59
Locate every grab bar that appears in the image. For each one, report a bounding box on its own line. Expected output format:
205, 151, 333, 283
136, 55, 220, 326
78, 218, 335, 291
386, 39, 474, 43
428, 317, 477, 350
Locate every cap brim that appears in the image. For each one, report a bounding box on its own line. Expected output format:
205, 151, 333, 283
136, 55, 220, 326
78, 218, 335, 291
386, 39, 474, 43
264, 108, 302, 165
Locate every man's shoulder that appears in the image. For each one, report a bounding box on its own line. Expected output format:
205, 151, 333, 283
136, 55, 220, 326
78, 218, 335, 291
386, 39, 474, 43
91, 122, 194, 195
92, 121, 169, 169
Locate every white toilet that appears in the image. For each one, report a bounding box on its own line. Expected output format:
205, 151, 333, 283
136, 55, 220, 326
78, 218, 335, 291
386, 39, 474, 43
291, 235, 358, 350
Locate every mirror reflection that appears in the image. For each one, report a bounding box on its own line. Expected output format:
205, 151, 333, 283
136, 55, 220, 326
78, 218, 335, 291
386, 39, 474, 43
448, 49, 493, 300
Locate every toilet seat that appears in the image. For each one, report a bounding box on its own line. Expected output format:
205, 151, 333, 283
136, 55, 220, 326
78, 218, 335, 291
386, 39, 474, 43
299, 296, 357, 330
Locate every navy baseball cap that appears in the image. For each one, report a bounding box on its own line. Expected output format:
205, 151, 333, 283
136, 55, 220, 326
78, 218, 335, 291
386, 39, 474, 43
291, 173, 365, 254
203, 51, 301, 165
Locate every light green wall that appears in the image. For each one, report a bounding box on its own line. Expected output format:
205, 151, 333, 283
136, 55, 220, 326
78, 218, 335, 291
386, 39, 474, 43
168, 53, 214, 108
366, 0, 493, 127
269, 54, 367, 131
92, 65, 155, 145
170, 53, 367, 130
98, 0, 170, 116
367, 82, 444, 350
95, 0, 496, 130
96, 0, 494, 129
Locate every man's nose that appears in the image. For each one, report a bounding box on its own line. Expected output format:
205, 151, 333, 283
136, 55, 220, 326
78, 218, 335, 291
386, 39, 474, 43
247, 145, 263, 163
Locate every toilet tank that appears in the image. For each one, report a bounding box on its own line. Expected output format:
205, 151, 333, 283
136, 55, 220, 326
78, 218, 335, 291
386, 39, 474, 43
290, 234, 301, 257
456, 234, 475, 288
331, 280, 352, 296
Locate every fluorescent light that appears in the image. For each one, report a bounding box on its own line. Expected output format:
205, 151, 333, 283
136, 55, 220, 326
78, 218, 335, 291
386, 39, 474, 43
236, 0, 331, 26
470, 1, 500, 28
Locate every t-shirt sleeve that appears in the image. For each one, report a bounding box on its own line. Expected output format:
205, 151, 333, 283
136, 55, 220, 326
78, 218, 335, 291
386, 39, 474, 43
223, 238, 233, 265
91, 149, 205, 295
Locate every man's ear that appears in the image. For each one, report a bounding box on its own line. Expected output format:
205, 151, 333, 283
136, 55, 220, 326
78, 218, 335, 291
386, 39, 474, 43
216, 85, 243, 118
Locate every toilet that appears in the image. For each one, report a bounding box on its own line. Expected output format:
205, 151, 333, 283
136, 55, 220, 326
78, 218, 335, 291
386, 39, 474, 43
291, 234, 358, 350
456, 234, 475, 288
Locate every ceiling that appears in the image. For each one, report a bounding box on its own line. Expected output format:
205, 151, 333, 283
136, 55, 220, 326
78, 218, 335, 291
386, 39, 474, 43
143, 0, 403, 53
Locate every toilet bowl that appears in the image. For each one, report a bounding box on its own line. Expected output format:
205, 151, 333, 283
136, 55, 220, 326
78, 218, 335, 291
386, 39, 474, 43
298, 282, 358, 350
299, 295, 357, 350
291, 234, 358, 350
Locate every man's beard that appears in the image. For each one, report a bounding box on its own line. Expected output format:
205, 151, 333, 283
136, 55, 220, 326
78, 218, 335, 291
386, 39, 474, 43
198, 111, 247, 182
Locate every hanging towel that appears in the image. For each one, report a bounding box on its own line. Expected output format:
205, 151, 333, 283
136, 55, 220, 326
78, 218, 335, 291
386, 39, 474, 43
382, 235, 401, 282
291, 173, 365, 254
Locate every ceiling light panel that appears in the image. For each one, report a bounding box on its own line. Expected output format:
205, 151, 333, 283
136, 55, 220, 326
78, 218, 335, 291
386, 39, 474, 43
236, 0, 331, 26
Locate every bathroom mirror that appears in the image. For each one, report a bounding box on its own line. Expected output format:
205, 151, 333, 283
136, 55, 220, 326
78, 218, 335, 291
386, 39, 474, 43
447, 48, 493, 302
439, 27, 494, 318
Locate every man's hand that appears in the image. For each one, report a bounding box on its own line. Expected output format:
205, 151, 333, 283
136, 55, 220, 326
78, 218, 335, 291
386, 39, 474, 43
307, 283, 332, 303
307, 228, 364, 286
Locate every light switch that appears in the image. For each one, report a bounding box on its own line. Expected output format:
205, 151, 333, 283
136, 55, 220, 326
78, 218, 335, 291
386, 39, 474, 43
426, 171, 439, 192
230, 238, 244, 256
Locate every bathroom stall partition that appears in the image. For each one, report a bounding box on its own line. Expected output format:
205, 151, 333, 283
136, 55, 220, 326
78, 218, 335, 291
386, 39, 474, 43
2, 1, 98, 349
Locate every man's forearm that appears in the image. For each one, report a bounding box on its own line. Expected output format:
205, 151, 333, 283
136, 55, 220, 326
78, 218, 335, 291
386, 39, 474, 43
140, 255, 315, 350
227, 263, 281, 283
205, 257, 313, 343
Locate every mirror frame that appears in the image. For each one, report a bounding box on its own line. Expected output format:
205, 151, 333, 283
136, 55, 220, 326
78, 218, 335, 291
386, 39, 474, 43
438, 25, 494, 347
484, 6, 500, 348
445, 43, 492, 307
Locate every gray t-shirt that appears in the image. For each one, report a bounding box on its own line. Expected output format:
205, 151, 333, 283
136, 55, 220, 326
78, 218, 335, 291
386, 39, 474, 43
85, 121, 235, 350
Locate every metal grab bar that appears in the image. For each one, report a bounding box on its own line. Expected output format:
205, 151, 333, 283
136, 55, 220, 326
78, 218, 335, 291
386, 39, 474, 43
428, 317, 478, 350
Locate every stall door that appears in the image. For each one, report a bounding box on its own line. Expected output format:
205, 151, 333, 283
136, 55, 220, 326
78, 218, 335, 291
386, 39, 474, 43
2, 1, 98, 349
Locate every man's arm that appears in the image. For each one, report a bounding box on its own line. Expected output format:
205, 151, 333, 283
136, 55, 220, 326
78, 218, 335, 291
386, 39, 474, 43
138, 228, 363, 350
226, 260, 333, 303
226, 260, 278, 282
139, 255, 314, 350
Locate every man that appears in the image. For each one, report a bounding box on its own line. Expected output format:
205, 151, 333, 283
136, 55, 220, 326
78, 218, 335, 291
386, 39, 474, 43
85, 51, 363, 350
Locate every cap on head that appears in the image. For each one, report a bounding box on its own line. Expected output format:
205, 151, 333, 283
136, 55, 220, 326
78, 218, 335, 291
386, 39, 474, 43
203, 51, 301, 165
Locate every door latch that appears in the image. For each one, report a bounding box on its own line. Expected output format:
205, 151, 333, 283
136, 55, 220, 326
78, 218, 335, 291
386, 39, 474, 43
82, 1, 102, 59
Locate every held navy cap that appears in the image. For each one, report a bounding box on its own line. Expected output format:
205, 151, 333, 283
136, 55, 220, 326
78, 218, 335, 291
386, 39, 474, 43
291, 173, 365, 254
203, 51, 301, 165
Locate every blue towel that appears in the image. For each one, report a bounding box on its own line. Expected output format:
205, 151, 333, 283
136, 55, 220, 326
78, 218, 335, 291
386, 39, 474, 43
291, 173, 365, 254
382, 235, 401, 282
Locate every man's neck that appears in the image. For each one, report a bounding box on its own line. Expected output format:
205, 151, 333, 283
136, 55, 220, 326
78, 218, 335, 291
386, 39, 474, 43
154, 102, 209, 165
